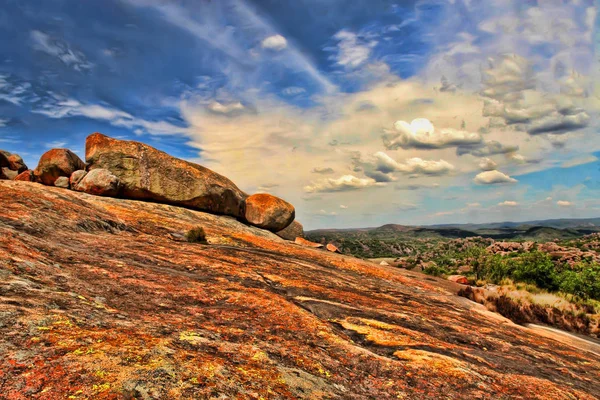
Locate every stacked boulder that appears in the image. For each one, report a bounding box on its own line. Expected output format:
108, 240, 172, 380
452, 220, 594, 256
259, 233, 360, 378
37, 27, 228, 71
14, 132, 299, 233
0, 150, 28, 180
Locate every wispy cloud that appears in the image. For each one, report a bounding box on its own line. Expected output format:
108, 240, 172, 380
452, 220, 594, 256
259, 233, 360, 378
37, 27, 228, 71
30, 30, 92, 72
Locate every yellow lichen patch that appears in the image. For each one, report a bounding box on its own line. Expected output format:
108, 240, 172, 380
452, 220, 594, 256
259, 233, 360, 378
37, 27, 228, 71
393, 349, 470, 379
335, 317, 416, 347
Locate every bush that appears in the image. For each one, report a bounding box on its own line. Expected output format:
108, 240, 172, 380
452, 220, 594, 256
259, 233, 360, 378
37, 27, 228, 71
559, 263, 600, 300
185, 226, 208, 244
511, 251, 558, 291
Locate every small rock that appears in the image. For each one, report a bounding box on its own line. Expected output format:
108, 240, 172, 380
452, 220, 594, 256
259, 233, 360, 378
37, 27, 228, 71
380, 260, 390, 266
447, 275, 469, 285
275, 220, 304, 240
34, 148, 86, 186
14, 170, 36, 182
244, 193, 295, 232
75, 168, 122, 197
70, 170, 87, 187
54, 176, 70, 189
294, 237, 324, 248
326, 243, 341, 253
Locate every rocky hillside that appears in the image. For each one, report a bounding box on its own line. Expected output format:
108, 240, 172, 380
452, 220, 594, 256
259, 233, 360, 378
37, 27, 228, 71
1, 181, 600, 399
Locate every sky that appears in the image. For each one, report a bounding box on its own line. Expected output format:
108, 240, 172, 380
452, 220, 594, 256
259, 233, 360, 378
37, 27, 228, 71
1, 0, 599, 229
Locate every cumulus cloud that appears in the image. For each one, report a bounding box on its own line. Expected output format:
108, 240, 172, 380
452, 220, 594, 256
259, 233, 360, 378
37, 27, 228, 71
478, 157, 497, 171
340, 204, 348, 209
457, 140, 519, 157
383, 118, 481, 150
312, 167, 334, 174
30, 30, 92, 72
331, 30, 376, 69
557, 200, 573, 207
261, 34, 287, 51
474, 170, 518, 185
374, 152, 454, 176
304, 175, 383, 193
207, 101, 246, 116
498, 200, 519, 207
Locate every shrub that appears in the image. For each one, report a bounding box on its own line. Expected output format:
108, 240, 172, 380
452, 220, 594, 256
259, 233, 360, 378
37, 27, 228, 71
511, 251, 558, 291
185, 226, 208, 244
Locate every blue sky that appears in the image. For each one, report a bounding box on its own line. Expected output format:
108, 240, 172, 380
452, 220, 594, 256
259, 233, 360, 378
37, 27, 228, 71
1, 0, 599, 229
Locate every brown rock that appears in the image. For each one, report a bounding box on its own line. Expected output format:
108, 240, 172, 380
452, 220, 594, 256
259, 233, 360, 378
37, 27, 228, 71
14, 170, 35, 182
6, 153, 27, 173
294, 237, 324, 248
86, 133, 247, 217
1, 168, 17, 180
275, 220, 304, 240
54, 176, 70, 189
326, 243, 341, 253
70, 170, 88, 187
244, 193, 295, 232
448, 275, 469, 285
34, 149, 86, 186
0, 151, 10, 170
75, 168, 121, 197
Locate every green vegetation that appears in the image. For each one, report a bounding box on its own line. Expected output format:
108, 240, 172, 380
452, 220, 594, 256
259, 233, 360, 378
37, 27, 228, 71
185, 226, 208, 244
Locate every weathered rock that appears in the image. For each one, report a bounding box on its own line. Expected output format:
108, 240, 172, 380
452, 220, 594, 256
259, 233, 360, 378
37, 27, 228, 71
6, 153, 27, 173
448, 275, 469, 285
1, 168, 17, 180
0, 151, 10, 169
326, 243, 341, 253
244, 193, 295, 232
70, 170, 87, 187
275, 220, 304, 240
75, 168, 121, 197
34, 149, 86, 186
14, 170, 35, 182
0, 150, 28, 178
85, 133, 247, 217
380, 260, 390, 266
294, 237, 324, 248
54, 176, 70, 189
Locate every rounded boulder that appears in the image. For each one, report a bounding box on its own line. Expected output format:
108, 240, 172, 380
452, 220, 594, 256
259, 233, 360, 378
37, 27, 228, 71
275, 220, 304, 241
244, 193, 295, 232
75, 168, 122, 197
34, 149, 86, 186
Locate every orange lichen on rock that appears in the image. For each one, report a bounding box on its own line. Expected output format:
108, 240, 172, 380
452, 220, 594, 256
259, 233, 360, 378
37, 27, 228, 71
0, 180, 599, 399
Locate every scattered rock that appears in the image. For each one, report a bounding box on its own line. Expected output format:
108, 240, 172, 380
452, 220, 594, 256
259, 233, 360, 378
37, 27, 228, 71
70, 170, 87, 187
74, 168, 122, 197
86, 133, 247, 217
275, 220, 304, 241
294, 237, 324, 248
448, 275, 469, 285
14, 170, 35, 182
34, 149, 86, 186
326, 243, 341, 253
54, 177, 70, 189
380, 260, 390, 266
244, 193, 295, 232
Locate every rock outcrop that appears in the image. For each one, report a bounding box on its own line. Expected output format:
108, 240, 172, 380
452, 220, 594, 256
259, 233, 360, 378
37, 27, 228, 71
34, 148, 86, 186
275, 220, 304, 240
54, 176, 70, 189
13, 169, 35, 182
2, 180, 598, 399
244, 193, 295, 232
0, 150, 28, 180
86, 133, 247, 218
70, 170, 87, 187
74, 168, 122, 197
294, 237, 324, 248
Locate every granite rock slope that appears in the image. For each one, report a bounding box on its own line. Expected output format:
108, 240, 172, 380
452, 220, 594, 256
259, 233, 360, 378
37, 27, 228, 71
0, 180, 599, 399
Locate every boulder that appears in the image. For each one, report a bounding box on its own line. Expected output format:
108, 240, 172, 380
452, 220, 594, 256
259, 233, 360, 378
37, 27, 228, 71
54, 177, 70, 189
70, 170, 87, 187
244, 193, 295, 232
294, 237, 324, 248
75, 168, 122, 197
447, 275, 469, 285
85, 133, 247, 217
275, 220, 304, 241
0, 151, 10, 169
14, 170, 35, 182
1, 168, 17, 180
34, 149, 86, 186
326, 243, 341, 253
6, 153, 27, 173
0, 150, 28, 178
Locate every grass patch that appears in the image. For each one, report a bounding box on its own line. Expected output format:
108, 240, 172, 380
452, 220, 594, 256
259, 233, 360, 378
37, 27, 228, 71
185, 227, 208, 244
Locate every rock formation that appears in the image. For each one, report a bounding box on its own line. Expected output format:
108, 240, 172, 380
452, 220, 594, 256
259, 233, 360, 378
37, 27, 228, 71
244, 193, 295, 232
0, 150, 28, 180
74, 168, 122, 197
275, 220, 304, 240
34, 148, 86, 185
1, 180, 598, 399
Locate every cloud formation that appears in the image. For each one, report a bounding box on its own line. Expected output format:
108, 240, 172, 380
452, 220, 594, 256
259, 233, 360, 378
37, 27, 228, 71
261, 34, 287, 51
383, 118, 481, 150
474, 170, 518, 185
304, 175, 383, 193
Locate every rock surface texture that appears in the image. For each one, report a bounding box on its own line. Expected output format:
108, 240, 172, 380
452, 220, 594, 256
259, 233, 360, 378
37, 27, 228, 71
34, 148, 86, 186
0, 181, 599, 399
275, 220, 304, 240
244, 193, 295, 232
86, 133, 247, 218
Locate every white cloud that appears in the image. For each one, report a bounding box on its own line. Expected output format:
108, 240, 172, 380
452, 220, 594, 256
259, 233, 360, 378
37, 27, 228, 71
261, 34, 287, 51
30, 30, 92, 72
557, 200, 573, 207
474, 170, 518, 185
478, 157, 497, 171
383, 118, 481, 150
304, 175, 383, 193
207, 101, 246, 115
339, 205, 348, 209
561, 155, 598, 168
332, 30, 375, 69
498, 200, 519, 207
374, 152, 455, 176
282, 86, 306, 96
